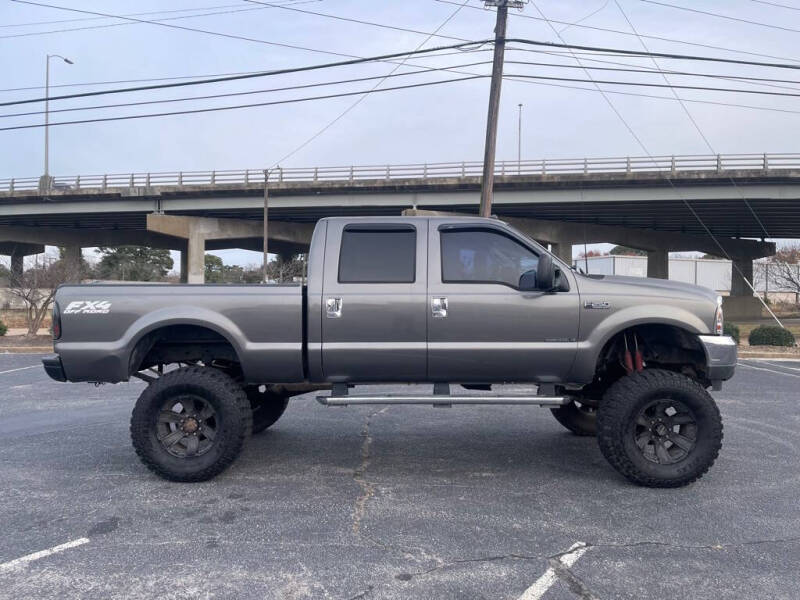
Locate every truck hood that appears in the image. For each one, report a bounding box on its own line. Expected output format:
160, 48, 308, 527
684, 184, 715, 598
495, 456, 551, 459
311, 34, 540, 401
582, 274, 719, 304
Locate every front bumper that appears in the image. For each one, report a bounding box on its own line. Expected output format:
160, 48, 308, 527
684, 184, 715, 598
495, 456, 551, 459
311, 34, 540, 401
42, 355, 67, 382
698, 335, 737, 387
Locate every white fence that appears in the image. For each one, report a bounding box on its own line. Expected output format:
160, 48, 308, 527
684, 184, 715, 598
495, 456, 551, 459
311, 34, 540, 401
2, 152, 799, 193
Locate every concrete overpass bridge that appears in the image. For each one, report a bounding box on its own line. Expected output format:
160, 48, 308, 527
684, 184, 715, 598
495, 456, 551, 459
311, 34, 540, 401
1, 152, 797, 316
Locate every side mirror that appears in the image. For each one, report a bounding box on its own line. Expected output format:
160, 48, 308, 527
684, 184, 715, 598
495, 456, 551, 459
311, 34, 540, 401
536, 253, 555, 291
518, 269, 538, 291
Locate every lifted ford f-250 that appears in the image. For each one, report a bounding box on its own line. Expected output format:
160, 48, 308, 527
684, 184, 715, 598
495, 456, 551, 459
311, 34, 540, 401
43, 216, 736, 486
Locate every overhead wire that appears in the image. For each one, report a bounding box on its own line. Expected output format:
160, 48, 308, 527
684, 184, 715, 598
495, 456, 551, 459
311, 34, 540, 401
266, 0, 472, 168
532, 1, 783, 325
0, 0, 320, 40
0, 61, 496, 119
641, 1, 800, 34
0, 75, 488, 132
0, 40, 490, 107
433, 0, 800, 64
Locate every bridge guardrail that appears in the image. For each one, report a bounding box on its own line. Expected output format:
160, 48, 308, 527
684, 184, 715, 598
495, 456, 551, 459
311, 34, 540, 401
2, 153, 798, 193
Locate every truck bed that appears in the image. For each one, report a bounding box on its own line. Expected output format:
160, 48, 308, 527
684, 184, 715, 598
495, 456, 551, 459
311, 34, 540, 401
54, 283, 305, 383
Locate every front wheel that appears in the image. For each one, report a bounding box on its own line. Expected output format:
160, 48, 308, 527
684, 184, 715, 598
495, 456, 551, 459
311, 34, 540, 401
597, 369, 723, 488
130, 366, 252, 482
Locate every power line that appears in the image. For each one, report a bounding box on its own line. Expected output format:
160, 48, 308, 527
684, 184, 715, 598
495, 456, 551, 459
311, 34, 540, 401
243, 0, 468, 42
0, 4, 276, 40
0, 48, 493, 94
0, 62, 495, 119
505, 38, 800, 70
532, 1, 782, 325
0, 75, 487, 132
642, 1, 800, 34
0, 40, 488, 107
268, 0, 471, 168
434, 0, 800, 64
8, 0, 363, 58
750, 0, 800, 10
614, 1, 773, 251
6, 68, 800, 126
507, 73, 800, 97
504, 75, 800, 115
2, 2, 239, 27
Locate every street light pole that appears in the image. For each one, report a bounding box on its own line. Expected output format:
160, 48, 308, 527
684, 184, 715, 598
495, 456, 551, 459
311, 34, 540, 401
479, 1, 525, 218
517, 103, 523, 174
43, 54, 73, 188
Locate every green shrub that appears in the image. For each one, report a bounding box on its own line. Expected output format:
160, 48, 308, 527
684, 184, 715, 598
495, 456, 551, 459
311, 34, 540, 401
748, 325, 795, 347
0, 319, 6, 336
723, 322, 740, 344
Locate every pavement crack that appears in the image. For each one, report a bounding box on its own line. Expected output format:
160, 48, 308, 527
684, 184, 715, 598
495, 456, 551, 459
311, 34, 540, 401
547, 557, 600, 600
352, 407, 388, 538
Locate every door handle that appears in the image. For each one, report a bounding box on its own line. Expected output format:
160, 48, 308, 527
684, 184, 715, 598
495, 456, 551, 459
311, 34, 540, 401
431, 297, 448, 318
326, 297, 343, 318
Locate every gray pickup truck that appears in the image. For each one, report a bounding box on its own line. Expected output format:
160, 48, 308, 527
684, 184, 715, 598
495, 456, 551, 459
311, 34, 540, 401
44, 216, 736, 487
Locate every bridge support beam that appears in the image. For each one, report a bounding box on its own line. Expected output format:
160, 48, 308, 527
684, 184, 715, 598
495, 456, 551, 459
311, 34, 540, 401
0, 242, 45, 282
724, 258, 764, 320
646, 250, 669, 279
63, 245, 82, 283
550, 242, 573, 265
146, 214, 314, 284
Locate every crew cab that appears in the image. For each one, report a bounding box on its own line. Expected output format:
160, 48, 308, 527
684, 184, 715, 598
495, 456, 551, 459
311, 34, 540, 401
44, 216, 736, 487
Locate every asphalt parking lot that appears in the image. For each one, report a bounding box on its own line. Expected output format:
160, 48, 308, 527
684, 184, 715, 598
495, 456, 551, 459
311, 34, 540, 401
0, 354, 798, 599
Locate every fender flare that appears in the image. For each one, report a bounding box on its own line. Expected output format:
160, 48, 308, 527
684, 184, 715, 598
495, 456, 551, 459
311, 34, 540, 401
124, 307, 246, 376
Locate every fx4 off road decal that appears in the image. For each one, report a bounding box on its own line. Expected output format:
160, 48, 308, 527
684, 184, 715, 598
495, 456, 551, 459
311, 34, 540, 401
63, 300, 112, 315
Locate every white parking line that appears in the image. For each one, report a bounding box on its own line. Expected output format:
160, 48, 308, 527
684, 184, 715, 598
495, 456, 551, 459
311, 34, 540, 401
0, 365, 40, 376
738, 362, 800, 378
0, 538, 89, 571
518, 542, 589, 600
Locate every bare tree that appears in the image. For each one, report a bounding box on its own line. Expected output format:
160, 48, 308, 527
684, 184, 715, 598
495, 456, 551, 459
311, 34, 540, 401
762, 245, 800, 304
8, 253, 82, 336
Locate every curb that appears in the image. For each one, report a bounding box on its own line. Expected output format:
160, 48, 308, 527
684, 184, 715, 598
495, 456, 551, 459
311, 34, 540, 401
0, 347, 54, 354
738, 352, 798, 359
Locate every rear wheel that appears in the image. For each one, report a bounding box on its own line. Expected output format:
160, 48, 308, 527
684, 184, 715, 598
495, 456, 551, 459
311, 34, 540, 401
245, 387, 290, 434
551, 400, 597, 436
597, 369, 723, 488
130, 366, 252, 482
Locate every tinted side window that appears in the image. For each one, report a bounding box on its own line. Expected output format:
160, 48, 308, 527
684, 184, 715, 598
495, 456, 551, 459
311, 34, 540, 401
338, 227, 416, 283
441, 229, 538, 288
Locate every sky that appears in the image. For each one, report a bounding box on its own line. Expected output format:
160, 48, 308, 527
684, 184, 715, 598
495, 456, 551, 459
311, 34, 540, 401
1, 0, 800, 268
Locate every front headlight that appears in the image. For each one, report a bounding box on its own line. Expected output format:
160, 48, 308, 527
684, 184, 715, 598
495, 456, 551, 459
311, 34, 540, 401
715, 296, 724, 335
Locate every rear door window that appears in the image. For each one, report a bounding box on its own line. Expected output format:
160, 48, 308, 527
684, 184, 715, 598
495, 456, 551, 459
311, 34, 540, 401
338, 225, 416, 283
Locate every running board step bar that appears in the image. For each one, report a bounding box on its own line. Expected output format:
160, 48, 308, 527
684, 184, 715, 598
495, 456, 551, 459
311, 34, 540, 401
316, 395, 570, 407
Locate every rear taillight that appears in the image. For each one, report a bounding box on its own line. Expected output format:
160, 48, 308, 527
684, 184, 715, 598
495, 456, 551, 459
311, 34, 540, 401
52, 302, 62, 340
715, 297, 724, 336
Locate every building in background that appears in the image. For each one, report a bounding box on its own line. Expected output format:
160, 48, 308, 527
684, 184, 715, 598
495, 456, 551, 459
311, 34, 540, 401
574, 256, 800, 303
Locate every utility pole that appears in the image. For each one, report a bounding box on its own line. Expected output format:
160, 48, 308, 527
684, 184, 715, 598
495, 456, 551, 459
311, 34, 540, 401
264, 169, 269, 283
479, 1, 525, 217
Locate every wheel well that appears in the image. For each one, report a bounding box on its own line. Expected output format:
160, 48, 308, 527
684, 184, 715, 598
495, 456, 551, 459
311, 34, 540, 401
581, 324, 708, 402
129, 324, 241, 377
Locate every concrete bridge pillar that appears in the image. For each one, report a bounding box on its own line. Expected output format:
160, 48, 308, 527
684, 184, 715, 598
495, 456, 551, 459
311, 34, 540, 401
63, 245, 82, 283
0, 243, 45, 283
730, 258, 754, 297
647, 250, 669, 279
550, 242, 573, 265
179, 242, 189, 284
724, 257, 764, 319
